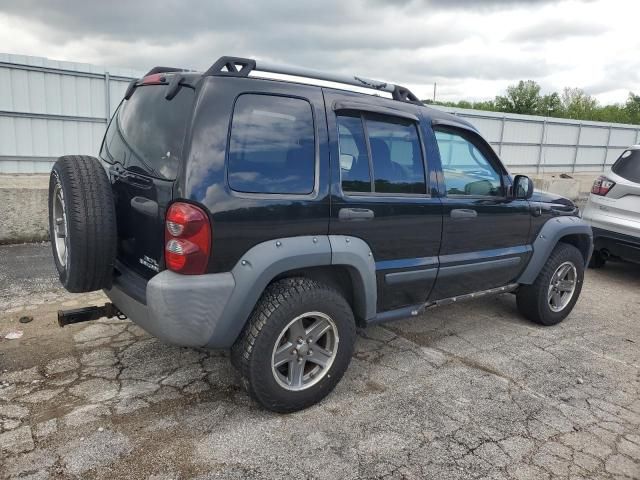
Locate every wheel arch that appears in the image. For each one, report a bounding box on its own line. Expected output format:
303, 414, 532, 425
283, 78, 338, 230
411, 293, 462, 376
518, 216, 593, 285
206, 235, 377, 348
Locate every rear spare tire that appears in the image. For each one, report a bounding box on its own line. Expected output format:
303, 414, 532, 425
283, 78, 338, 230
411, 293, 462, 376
48, 155, 117, 293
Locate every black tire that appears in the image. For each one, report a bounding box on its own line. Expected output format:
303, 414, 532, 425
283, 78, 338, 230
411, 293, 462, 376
516, 243, 584, 326
232, 277, 356, 413
589, 250, 606, 269
48, 155, 117, 293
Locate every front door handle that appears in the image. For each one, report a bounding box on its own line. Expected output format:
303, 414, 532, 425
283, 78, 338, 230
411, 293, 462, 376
339, 208, 375, 221
450, 208, 478, 219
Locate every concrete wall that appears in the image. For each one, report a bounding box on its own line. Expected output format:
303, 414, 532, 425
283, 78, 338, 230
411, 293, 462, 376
0, 175, 49, 243
0, 172, 597, 244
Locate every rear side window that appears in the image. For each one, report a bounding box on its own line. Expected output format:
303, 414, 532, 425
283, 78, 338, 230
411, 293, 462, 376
337, 113, 426, 194
100, 83, 194, 180
228, 94, 315, 194
612, 149, 640, 183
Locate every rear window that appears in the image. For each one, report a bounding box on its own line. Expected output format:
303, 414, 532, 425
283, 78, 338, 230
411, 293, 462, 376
100, 83, 194, 180
612, 149, 640, 183
227, 94, 315, 195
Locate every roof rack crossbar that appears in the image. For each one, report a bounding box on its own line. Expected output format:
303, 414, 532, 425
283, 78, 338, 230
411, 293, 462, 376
204, 56, 423, 105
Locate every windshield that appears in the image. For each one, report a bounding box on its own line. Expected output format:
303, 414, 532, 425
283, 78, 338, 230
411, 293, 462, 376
612, 149, 640, 184
100, 83, 194, 180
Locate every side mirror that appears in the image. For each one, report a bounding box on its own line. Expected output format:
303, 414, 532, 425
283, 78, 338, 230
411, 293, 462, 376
513, 175, 534, 200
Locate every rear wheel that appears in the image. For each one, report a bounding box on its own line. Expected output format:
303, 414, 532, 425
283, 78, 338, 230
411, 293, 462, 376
48, 155, 117, 293
516, 243, 584, 326
232, 277, 356, 413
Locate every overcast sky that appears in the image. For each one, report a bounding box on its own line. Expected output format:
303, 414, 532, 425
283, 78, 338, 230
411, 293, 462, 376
0, 0, 637, 104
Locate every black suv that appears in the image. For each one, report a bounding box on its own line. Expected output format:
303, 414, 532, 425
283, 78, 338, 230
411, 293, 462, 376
49, 56, 593, 412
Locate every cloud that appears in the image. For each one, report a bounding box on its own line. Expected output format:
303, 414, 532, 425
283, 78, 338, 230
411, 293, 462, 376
509, 19, 609, 42
0, 0, 637, 104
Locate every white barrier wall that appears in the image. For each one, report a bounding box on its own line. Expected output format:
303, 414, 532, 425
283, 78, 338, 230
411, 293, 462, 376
1, 53, 639, 174
0, 53, 139, 173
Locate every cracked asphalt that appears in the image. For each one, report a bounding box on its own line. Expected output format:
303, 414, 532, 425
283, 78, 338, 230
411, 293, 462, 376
0, 243, 639, 479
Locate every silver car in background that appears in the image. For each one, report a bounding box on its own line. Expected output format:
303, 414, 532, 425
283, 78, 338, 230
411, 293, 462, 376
582, 145, 640, 267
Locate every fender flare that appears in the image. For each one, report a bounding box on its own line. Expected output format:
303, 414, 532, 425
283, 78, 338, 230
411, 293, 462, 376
518, 216, 593, 285
206, 235, 377, 348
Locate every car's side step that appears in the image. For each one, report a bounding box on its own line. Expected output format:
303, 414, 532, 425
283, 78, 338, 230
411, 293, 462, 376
426, 283, 520, 308
367, 283, 519, 326
57, 302, 126, 327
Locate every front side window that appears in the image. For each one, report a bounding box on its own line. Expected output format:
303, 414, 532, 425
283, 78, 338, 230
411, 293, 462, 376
228, 94, 315, 194
435, 129, 503, 197
337, 113, 426, 195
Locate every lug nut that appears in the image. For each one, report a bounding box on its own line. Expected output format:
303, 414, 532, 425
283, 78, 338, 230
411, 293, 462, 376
291, 349, 297, 355
307, 337, 313, 343
307, 350, 313, 356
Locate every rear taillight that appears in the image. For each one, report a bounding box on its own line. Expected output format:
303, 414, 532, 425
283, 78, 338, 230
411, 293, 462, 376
164, 202, 211, 274
591, 176, 616, 196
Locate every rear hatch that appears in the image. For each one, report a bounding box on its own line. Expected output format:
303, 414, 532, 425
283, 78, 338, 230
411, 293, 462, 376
99, 75, 196, 279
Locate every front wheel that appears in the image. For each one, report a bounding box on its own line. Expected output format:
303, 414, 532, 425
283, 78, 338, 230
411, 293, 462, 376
232, 277, 356, 413
516, 243, 584, 326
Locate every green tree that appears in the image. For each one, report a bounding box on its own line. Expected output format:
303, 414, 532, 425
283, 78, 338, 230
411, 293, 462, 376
538, 92, 563, 117
494, 80, 541, 114
561, 87, 598, 120
625, 92, 640, 124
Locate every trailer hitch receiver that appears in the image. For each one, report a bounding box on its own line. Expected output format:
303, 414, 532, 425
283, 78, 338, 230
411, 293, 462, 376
57, 302, 126, 327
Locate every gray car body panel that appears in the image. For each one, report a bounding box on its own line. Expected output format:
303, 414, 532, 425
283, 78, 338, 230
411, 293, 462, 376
517, 216, 593, 284
107, 235, 377, 349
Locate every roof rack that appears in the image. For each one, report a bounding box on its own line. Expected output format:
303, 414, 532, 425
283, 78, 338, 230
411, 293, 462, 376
203, 56, 423, 105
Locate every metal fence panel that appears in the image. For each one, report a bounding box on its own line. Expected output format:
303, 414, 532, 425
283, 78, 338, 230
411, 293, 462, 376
434, 106, 640, 173
1, 54, 640, 174
0, 53, 139, 173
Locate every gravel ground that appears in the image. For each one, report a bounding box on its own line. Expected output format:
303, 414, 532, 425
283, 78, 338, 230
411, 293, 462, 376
0, 243, 638, 479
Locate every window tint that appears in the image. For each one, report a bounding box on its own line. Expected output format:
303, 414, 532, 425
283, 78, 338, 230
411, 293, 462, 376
337, 113, 426, 195
612, 149, 640, 183
338, 115, 371, 193
435, 130, 502, 196
100, 84, 194, 180
366, 116, 426, 194
228, 95, 315, 194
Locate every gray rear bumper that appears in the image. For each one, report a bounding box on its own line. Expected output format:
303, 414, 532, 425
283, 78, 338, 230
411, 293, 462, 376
105, 270, 235, 348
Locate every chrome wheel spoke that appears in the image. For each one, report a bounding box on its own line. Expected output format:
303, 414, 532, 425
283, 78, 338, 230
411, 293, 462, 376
305, 317, 331, 339
308, 346, 332, 368
273, 342, 294, 368
287, 358, 305, 388
287, 318, 306, 342
557, 279, 574, 292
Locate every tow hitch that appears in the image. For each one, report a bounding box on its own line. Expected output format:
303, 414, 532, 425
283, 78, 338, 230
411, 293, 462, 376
57, 302, 126, 327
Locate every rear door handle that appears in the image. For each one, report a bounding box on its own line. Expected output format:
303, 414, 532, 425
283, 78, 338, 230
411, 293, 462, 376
339, 208, 375, 221
450, 208, 478, 219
